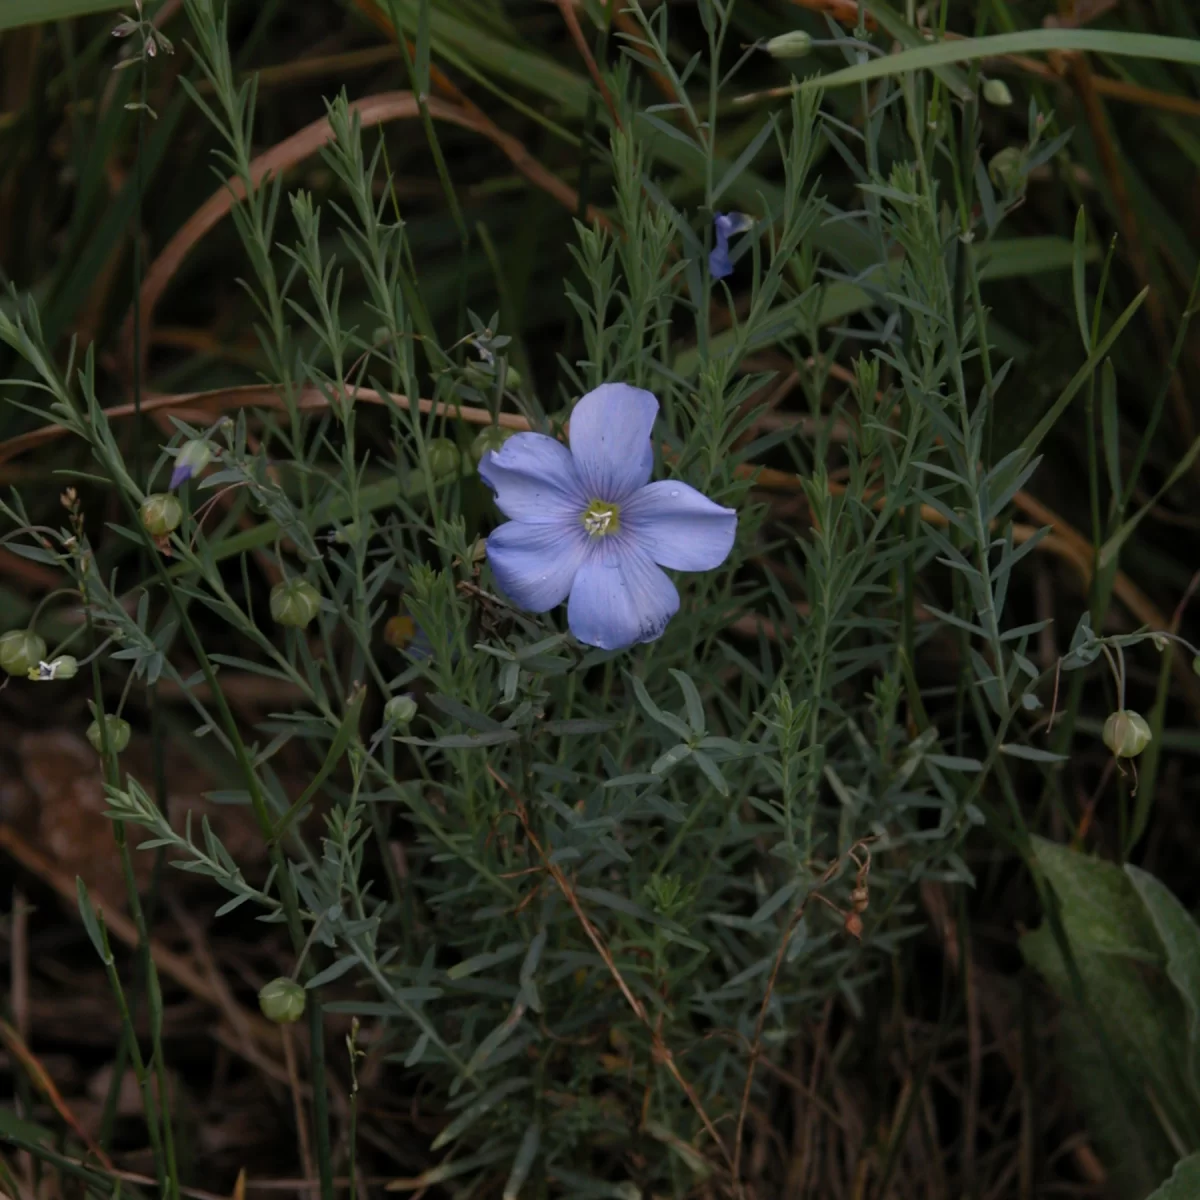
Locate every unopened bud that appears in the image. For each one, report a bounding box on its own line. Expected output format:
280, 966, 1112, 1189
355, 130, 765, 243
87, 714, 132, 754
1102, 710, 1152, 759
982, 78, 1013, 107
384, 694, 418, 727
140, 493, 182, 536
0, 630, 47, 677
170, 439, 212, 489
426, 437, 461, 478
988, 146, 1024, 191
258, 977, 306, 1024
470, 426, 514, 466
270, 578, 321, 629
764, 31, 812, 59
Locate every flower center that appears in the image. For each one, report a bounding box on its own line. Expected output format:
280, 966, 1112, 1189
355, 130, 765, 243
581, 499, 621, 538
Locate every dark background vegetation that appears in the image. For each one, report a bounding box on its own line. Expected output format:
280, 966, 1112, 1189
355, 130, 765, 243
1, 0, 1199, 1196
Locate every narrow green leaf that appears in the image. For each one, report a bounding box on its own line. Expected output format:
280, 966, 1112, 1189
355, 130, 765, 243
669, 669, 707, 735
1099, 432, 1200, 569
0, 0, 124, 31
272, 685, 366, 839
691, 749, 729, 796
447, 944, 525, 980
76, 878, 111, 964
801, 27, 1200, 91
629, 673, 691, 740
431, 1077, 530, 1149
999, 743, 1068, 764
305, 956, 360, 990
1016, 287, 1147, 468
1100, 360, 1122, 501
1072, 208, 1091, 352
502, 1123, 541, 1200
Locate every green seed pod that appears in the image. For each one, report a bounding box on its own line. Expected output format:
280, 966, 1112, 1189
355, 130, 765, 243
270, 579, 322, 629
1193, 655, 1200, 677
384, 694, 418, 727
258, 977, 306, 1024
87, 714, 132, 754
426, 437, 461, 478
0, 630, 47, 677
140, 492, 183, 536
28, 655, 78, 682
982, 78, 1013, 107
988, 146, 1024, 191
764, 31, 813, 59
1102, 710, 1152, 759
470, 425, 514, 466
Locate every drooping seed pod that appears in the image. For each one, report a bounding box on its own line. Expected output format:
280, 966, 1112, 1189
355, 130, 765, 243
258, 977, 306, 1024
384, 694, 418, 727
1102, 710, 1152, 759
0, 630, 47, 677
87, 714, 132, 754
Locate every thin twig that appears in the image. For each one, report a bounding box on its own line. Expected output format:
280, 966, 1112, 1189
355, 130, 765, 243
555, 0, 621, 128
281, 1026, 317, 1192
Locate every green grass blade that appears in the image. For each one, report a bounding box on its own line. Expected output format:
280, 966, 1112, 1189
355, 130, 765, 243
0, 0, 124, 29
801, 29, 1200, 91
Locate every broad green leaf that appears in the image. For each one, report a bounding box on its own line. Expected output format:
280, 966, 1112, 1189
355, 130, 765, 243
1127, 864, 1200, 1096
1031, 836, 1161, 959
1023, 841, 1200, 1190
1024, 921, 1181, 1198
1148, 1153, 1200, 1200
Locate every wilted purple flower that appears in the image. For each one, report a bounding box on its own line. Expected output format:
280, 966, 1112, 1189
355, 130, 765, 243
170, 438, 212, 489
478, 384, 737, 651
709, 212, 752, 281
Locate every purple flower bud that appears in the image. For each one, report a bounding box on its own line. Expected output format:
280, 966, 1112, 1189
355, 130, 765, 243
709, 212, 752, 281
169, 438, 213, 489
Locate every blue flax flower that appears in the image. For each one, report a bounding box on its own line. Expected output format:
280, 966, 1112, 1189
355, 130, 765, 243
709, 212, 752, 281
478, 383, 737, 651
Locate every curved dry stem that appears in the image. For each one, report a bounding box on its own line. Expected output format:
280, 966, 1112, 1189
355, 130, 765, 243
119, 90, 606, 374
